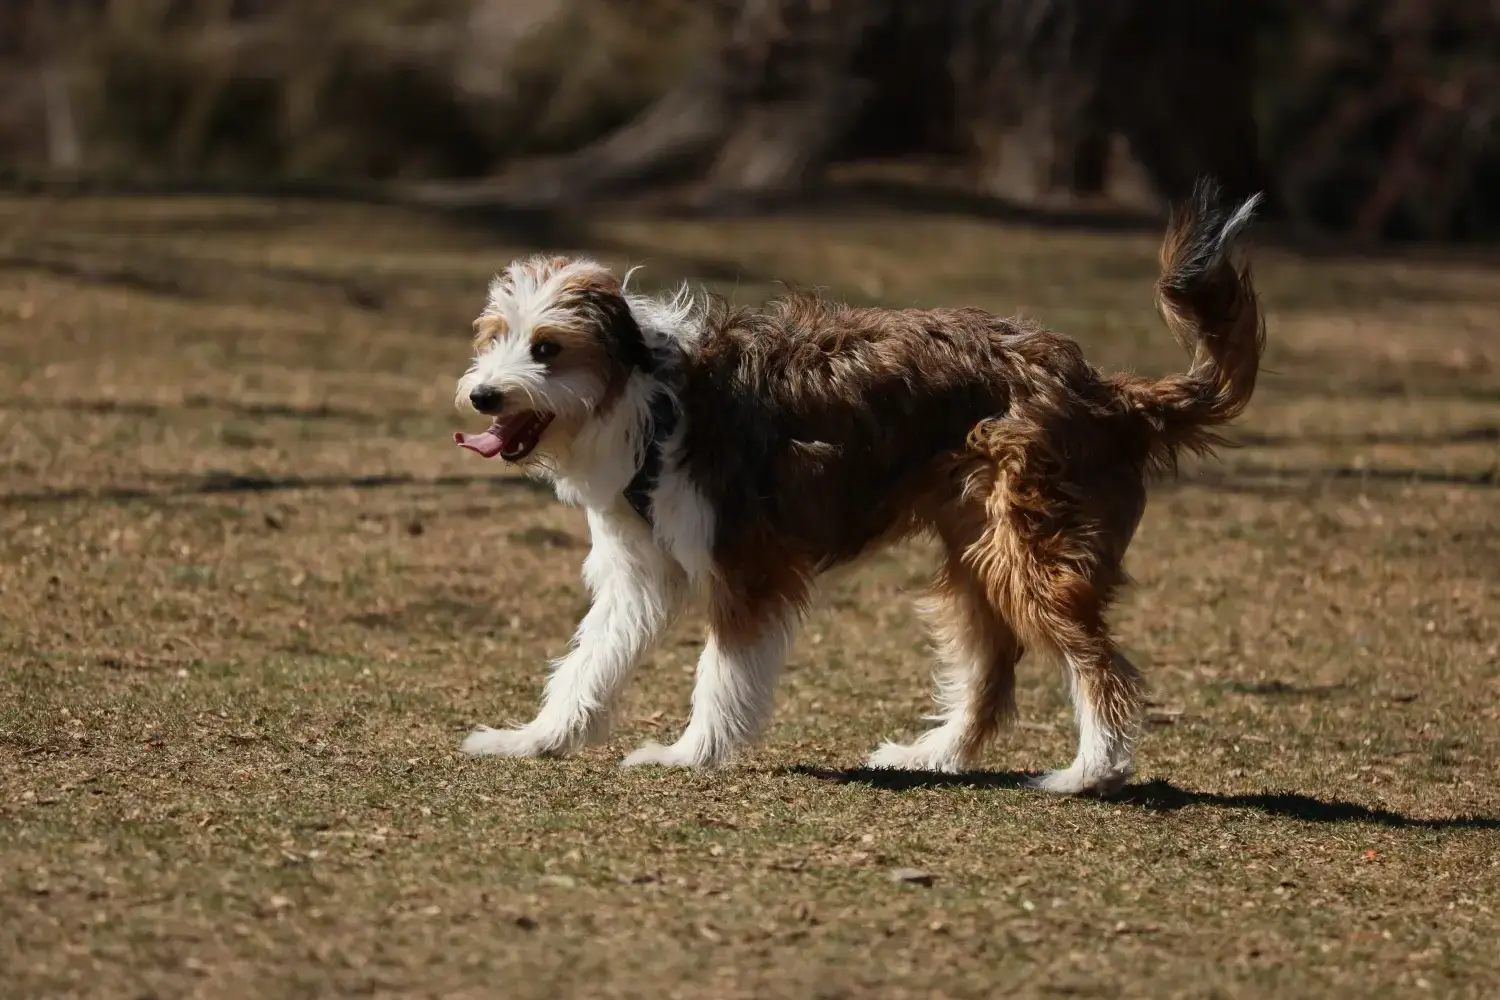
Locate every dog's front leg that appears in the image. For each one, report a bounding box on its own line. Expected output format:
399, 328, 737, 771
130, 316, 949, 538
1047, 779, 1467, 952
622, 600, 799, 770
463, 511, 683, 758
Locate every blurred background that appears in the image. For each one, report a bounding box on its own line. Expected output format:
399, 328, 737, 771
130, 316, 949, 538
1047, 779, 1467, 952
5, 7, 1500, 996
3, 0, 1500, 244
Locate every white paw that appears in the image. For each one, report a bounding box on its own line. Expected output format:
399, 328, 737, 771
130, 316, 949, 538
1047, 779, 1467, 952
620, 739, 721, 769
461, 724, 576, 758
865, 740, 963, 773
1029, 760, 1132, 797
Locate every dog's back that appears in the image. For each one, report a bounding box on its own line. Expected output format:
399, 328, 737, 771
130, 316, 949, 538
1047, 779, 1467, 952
672, 292, 1095, 571
670, 178, 1264, 586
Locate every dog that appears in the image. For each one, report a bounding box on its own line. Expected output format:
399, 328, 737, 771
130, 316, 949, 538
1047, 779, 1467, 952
452, 179, 1264, 795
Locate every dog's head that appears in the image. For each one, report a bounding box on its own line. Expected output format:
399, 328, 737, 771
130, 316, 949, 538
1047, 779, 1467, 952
454, 256, 653, 465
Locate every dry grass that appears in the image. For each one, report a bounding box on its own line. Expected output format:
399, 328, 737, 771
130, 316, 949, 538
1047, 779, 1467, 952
1, 193, 1498, 999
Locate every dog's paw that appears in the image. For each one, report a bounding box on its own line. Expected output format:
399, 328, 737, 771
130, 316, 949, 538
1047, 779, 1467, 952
1029, 761, 1132, 797
620, 739, 719, 769
864, 740, 963, 773
461, 724, 575, 758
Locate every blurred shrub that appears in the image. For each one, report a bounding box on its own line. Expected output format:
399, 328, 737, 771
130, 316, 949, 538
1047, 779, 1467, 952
1255, 0, 1500, 241
12, 0, 707, 181
5, 0, 1500, 241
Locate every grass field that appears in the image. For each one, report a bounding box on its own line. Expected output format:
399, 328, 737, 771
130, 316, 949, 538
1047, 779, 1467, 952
2, 192, 1498, 999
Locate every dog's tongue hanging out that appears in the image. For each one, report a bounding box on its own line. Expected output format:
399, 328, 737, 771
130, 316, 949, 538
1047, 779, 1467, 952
454, 422, 506, 458
454, 410, 552, 462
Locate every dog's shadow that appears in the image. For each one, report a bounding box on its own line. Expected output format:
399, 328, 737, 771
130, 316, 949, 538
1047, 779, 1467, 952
787, 766, 1500, 830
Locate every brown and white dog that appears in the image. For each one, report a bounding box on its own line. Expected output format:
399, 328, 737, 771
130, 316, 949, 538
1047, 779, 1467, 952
453, 179, 1264, 795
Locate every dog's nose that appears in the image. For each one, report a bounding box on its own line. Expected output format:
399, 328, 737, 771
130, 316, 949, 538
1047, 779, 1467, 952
469, 386, 505, 414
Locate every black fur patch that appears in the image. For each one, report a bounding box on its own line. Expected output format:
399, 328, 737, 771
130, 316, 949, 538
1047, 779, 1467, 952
583, 290, 657, 374
623, 389, 679, 527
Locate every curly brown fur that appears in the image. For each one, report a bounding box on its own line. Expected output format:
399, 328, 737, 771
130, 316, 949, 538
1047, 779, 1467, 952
453, 179, 1264, 794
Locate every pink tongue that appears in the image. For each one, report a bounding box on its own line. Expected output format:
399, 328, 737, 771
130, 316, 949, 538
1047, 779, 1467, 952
454, 422, 505, 458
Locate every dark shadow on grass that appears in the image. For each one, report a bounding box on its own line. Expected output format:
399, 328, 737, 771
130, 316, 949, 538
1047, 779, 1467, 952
0, 191, 773, 298
0, 250, 195, 299
791, 766, 1500, 830
1117, 779, 1500, 830
0, 396, 429, 423
1, 170, 775, 280
0, 471, 550, 507
1184, 463, 1500, 492
1220, 680, 1347, 698
0, 245, 393, 310
790, 765, 1033, 792
1254, 371, 1500, 406
349, 595, 504, 633
0, 169, 587, 254
12, 401, 1500, 460
1233, 425, 1500, 448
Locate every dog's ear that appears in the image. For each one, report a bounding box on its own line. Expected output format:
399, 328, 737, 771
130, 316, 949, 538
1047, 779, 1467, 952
553, 261, 657, 373
583, 288, 657, 374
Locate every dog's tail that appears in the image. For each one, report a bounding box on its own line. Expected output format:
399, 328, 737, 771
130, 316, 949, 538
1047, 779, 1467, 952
1123, 178, 1266, 471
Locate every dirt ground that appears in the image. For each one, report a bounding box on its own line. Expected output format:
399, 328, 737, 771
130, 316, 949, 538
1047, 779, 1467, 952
1, 193, 1498, 1000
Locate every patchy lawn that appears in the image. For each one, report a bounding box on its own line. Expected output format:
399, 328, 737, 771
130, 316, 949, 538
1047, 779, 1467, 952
1, 193, 1498, 999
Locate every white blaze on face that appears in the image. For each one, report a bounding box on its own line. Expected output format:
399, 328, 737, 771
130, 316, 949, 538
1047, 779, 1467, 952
455, 256, 618, 423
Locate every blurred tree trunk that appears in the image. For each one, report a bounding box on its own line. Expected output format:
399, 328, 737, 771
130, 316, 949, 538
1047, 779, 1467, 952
0, 0, 83, 171
701, 0, 870, 202
524, 0, 1270, 211
953, 0, 1122, 204
524, 0, 870, 206
955, 0, 1270, 208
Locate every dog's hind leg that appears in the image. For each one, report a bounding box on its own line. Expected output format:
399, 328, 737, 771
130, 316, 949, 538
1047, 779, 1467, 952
1032, 634, 1142, 796
1008, 556, 1141, 796
866, 554, 1022, 773
964, 421, 1146, 796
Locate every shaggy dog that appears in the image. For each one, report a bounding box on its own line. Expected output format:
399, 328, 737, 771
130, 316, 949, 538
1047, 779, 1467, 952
453, 179, 1264, 795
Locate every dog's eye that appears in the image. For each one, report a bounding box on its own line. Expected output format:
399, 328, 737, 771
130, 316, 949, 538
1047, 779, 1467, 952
531, 340, 562, 362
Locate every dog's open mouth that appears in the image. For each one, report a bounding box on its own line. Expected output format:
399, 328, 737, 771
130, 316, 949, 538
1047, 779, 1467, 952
454, 411, 554, 462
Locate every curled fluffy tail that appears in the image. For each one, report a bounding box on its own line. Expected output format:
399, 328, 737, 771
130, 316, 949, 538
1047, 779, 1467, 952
1129, 178, 1266, 469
